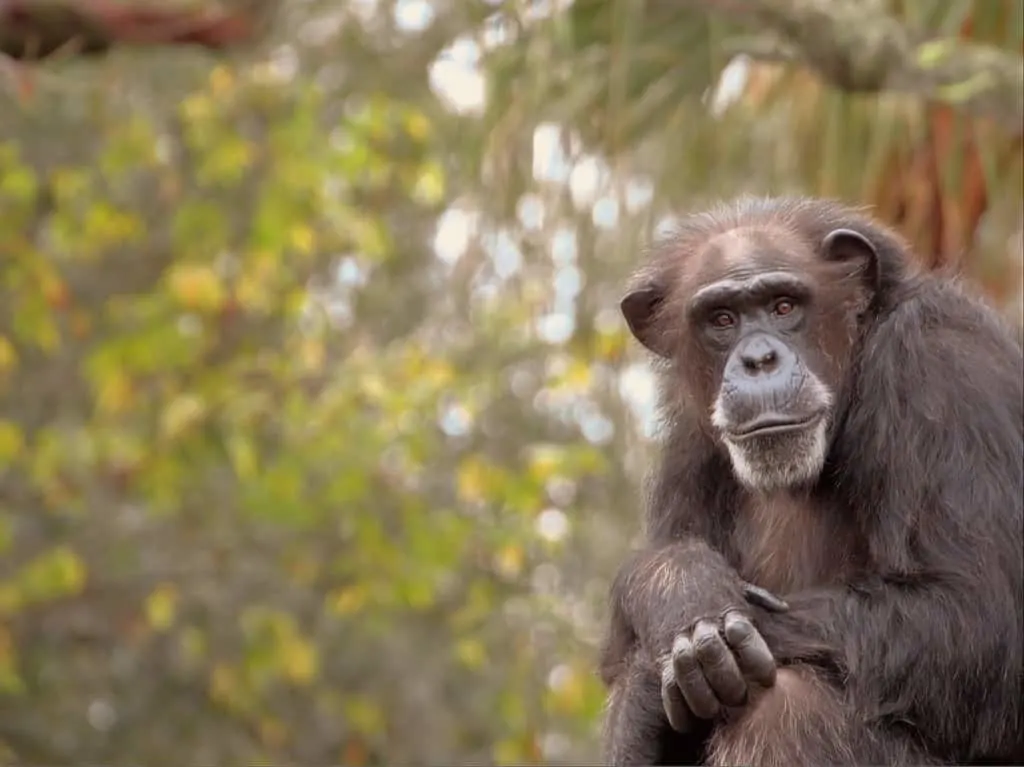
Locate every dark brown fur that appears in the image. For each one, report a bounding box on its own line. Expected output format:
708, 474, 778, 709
600, 196, 1024, 766
732, 493, 862, 595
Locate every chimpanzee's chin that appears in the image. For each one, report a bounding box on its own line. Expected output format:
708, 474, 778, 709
722, 419, 829, 492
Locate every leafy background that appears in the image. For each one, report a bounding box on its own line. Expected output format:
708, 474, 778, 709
0, 0, 1020, 764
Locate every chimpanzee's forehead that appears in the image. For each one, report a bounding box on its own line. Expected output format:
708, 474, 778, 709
685, 226, 815, 286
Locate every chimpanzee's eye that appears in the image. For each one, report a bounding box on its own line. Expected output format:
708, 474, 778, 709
710, 310, 736, 329
773, 298, 796, 317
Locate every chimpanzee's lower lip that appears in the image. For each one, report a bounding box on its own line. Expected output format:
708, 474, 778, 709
727, 412, 822, 441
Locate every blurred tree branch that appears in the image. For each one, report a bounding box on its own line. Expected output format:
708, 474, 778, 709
706, 0, 1024, 133
0, 0, 273, 61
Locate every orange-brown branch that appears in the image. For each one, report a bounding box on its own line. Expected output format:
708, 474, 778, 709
0, 0, 261, 61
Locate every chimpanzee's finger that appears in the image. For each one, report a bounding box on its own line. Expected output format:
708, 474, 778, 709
722, 610, 777, 687
660, 661, 692, 733
690, 620, 747, 707
741, 581, 789, 613
671, 635, 721, 720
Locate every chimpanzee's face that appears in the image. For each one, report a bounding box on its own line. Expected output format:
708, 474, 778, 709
621, 225, 880, 492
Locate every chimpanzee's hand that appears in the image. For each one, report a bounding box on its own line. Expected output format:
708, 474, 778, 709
660, 581, 788, 732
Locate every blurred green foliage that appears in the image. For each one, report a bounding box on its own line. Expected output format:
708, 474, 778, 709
0, 1, 1021, 765
0, 4, 624, 759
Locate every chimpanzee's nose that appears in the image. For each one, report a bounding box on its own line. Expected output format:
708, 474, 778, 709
739, 335, 784, 375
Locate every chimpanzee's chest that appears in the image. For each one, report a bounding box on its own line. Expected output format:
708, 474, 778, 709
730, 492, 864, 595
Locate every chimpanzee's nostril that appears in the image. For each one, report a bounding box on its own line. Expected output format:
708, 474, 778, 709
742, 349, 778, 374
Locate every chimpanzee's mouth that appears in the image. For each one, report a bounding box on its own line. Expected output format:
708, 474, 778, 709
727, 412, 823, 442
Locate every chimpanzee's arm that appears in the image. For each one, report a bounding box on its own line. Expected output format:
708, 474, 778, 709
599, 540, 785, 765
601, 651, 708, 767
603, 542, 748, 660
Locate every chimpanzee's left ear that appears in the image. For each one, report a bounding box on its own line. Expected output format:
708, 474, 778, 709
621, 281, 672, 358
821, 228, 880, 298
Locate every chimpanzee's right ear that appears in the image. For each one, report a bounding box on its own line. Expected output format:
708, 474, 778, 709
620, 281, 672, 358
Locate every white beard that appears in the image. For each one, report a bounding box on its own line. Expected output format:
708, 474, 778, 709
711, 376, 833, 492
721, 417, 829, 492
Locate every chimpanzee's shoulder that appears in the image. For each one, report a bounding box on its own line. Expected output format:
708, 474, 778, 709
879, 274, 1020, 349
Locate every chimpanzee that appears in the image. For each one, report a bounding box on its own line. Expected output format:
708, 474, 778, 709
600, 196, 1023, 766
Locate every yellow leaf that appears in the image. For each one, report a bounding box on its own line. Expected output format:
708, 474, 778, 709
96, 371, 134, 415
289, 225, 316, 255
144, 583, 180, 631
0, 585, 22, 615
0, 421, 24, 462
161, 394, 206, 441
560, 359, 592, 391
494, 544, 524, 578
456, 456, 490, 503
166, 263, 225, 313
596, 327, 627, 362
915, 39, 956, 68
0, 664, 24, 694
328, 586, 367, 616
51, 167, 91, 203
209, 65, 235, 95
404, 579, 436, 610
494, 738, 525, 765
19, 546, 86, 601
81, 204, 143, 249
527, 445, 564, 483
347, 214, 390, 259
0, 627, 23, 694
280, 636, 318, 685
421, 358, 454, 388
180, 627, 207, 664
227, 434, 258, 479
359, 373, 388, 402
412, 162, 446, 206
455, 638, 487, 670
50, 547, 86, 594
0, 336, 17, 373
180, 93, 213, 123
300, 338, 324, 371
0, 628, 13, 662
548, 665, 586, 714
24, 312, 60, 352
0, 515, 11, 553
210, 663, 239, 704
403, 111, 433, 142
236, 274, 270, 312
344, 697, 384, 735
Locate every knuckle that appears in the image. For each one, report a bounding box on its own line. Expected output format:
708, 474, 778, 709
660, 659, 676, 684
724, 617, 755, 643
673, 653, 696, 677
679, 665, 705, 687
671, 634, 692, 655
703, 654, 732, 674
722, 609, 752, 628
692, 630, 722, 654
